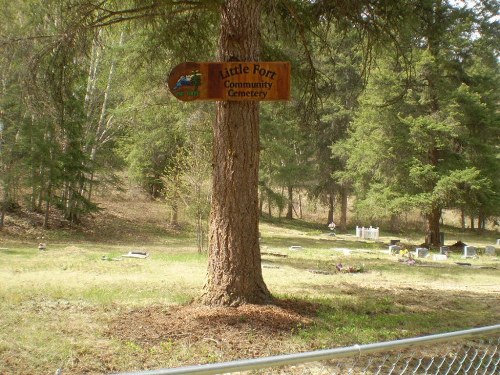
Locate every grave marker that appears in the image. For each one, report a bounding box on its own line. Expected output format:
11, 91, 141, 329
433, 254, 447, 261
389, 245, 401, 254
440, 246, 449, 254
416, 248, 429, 258
484, 246, 496, 256
463, 246, 477, 257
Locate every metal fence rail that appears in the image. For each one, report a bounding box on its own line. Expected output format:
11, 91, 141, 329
114, 324, 500, 375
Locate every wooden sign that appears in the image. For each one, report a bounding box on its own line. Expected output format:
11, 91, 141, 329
168, 62, 290, 101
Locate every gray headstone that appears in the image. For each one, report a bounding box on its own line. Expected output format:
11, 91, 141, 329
389, 245, 401, 254
464, 246, 476, 257
416, 247, 429, 258
484, 246, 496, 256
440, 246, 449, 254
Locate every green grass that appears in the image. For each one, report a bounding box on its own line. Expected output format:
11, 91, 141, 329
0, 220, 498, 374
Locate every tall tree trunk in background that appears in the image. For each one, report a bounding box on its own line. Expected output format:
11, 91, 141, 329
84, 30, 101, 119
426, 206, 441, 246
340, 185, 348, 231
390, 214, 398, 232
86, 32, 123, 202
259, 193, 264, 216
279, 187, 284, 217
170, 199, 179, 227
0, 176, 5, 230
478, 210, 485, 232
43, 183, 52, 229
43, 125, 56, 229
327, 193, 334, 225
286, 185, 293, 219
202, 0, 272, 306
0, 207, 4, 229
298, 193, 303, 219
84, 30, 101, 201
422, 2, 444, 248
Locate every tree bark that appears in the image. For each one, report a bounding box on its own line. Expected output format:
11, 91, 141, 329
390, 214, 398, 232
425, 206, 441, 246
43, 183, 51, 229
298, 193, 303, 219
286, 185, 293, 219
259, 192, 264, 216
340, 185, 348, 231
170, 201, 179, 227
460, 207, 465, 231
201, 0, 272, 306
327, 193, 334, 225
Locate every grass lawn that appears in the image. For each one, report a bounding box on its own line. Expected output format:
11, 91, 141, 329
0, 218, 498, 374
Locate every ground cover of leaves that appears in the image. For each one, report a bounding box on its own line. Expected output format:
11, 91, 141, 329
109, 299, 318, 363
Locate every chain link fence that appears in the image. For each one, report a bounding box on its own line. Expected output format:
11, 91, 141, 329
273, 336, 499, 374
115, 325, 499, 375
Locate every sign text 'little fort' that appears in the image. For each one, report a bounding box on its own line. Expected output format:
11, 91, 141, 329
167, 62, 290, 102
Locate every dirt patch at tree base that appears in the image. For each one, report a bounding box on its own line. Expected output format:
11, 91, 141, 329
108, 299, 318, 365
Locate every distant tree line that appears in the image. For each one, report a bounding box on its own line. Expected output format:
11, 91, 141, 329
1, 0, 498, 244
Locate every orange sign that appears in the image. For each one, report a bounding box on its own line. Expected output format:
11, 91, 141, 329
168, 62, 290, 101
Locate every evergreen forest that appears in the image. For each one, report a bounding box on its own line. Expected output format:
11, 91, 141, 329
1, 0, 499, 240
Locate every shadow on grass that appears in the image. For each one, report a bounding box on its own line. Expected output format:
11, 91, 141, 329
260, 216, 326, 232
0, 248, 38, 257
285, 284, 500, 346
261, 235, 385, 250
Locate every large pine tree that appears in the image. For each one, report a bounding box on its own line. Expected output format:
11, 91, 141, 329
201, 0, 272, 305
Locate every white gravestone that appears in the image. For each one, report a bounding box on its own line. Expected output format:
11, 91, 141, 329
433, 254, 447, 261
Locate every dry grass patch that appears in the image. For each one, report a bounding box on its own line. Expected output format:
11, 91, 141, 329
102, 300, 319, 373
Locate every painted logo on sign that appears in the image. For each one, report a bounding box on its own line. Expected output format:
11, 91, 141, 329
173, 70, 201, 92
167, 62, 203, 101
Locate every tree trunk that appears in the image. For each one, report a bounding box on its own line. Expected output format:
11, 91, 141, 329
286, 185, 293, 219
479, 211, 485, 231
390, 214, 398, 232
0, 207, 4, 230
0, 186, 5, 230
259, 192, 264, 216
202, 0, 272, 306
340, 185, 348, 231
170, 201, 179, 227
327, 193, 334, 225
425, 206, 441, 246
279, 187, 284, 218
85, 32, 122, 203
43, 183, 52, 229
460, 207, 465, 231
298, 193, 303, 219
